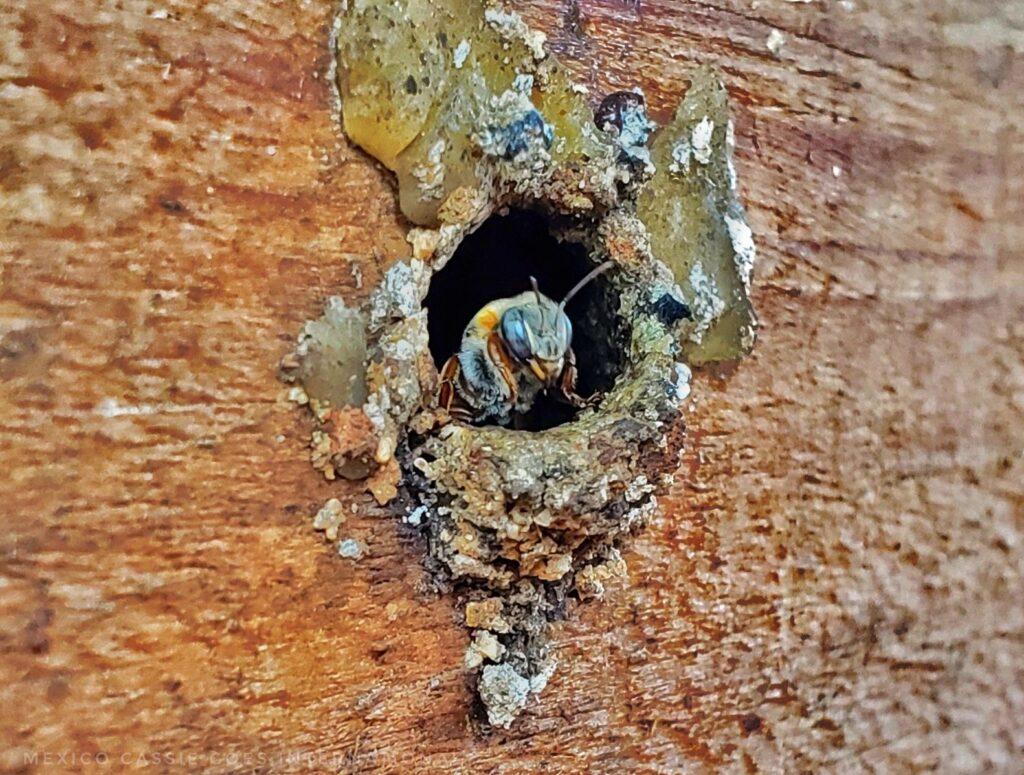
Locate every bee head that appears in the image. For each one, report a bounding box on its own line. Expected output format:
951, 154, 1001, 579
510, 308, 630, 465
501, 262, 614, 384
501, 294, 571, 383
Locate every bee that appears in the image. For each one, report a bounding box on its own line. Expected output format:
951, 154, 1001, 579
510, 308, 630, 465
438, 261, 614, 426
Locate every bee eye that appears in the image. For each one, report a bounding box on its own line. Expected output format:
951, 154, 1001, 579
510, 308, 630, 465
501, 311, 534, 361
559, 314, 572, 346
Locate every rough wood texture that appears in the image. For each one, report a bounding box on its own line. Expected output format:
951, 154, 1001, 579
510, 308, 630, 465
2, 0, 1022, 771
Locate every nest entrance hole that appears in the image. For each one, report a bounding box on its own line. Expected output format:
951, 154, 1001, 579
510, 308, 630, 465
424, 208, 625, 431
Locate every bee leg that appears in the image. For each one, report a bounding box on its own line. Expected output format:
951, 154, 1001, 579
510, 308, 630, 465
438, 356, 480, 424
439, 355, 461, 412
558, 348, 601, 409
448, 405, 475, 424
486, 333, 519, 406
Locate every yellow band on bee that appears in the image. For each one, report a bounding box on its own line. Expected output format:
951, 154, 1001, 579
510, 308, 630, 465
472, 306, 501, 335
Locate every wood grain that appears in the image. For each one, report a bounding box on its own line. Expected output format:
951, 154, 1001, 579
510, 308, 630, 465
1, 0, 1022, 771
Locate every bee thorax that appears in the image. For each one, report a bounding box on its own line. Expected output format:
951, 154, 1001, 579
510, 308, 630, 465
457, 339, 515, 421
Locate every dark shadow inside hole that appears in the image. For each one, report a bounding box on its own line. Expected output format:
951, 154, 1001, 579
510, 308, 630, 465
425, 209, 625, 431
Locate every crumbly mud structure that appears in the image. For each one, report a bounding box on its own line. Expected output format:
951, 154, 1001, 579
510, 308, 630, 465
282, 0, 758, 728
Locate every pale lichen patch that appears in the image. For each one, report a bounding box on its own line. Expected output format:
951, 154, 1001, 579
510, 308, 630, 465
669, 139, 692, 174
410, 139, 447, 200
483, 7, 548, 61
688, 264, 727, 345
691, 116, 715, 165
337, 538, 365, 560
724, 210, 757, 291
478, 663, 531, 728
453, 39, 471, 69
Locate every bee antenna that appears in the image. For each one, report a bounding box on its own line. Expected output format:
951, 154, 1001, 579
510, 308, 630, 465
558, 261, 615, 312
529, 275, 542, 306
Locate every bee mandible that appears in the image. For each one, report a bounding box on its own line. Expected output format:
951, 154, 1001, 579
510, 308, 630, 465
438, 261, 614, 426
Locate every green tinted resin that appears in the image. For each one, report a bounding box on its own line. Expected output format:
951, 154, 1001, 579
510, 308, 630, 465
639, 67, 758, 363
338, 0, 614, 226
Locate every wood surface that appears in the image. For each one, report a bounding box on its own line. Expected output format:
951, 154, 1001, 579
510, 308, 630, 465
1, 0, 1022, 771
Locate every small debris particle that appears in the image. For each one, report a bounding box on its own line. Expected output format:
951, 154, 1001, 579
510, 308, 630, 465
512, 73, 534, 94
310, 430, 335, 480
404, 505, 427, 526
669, 139, 692, 173
337, 538, 364, 560
832, 164, 843, 177
528, 658, 556, 694
575, 552, 628, 599
410, 139, 447, 200
671, 363, 692, 403
478, 107, 553, 160
594, 90, 655, 167
453, 39, 471, 68
385, 600, 411, 621
465, 598, 511, 633
652, 292, 692, 326
595, 91, 645, 138
437, 186, 488, 225
375, 433, 397, 465
407, 227, 440, 261
766, 28, 786, 57
322, 407, 377, 481
266, 145, 278, 156
312, 498, 346, 542
366, 458, 401, 505
159, 198, 185, 213
464, 630, 506, 669
741, 713, 763, 734
367, 259, 429, 329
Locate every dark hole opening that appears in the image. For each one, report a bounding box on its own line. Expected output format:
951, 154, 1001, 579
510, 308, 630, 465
425, 209, 624, 431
